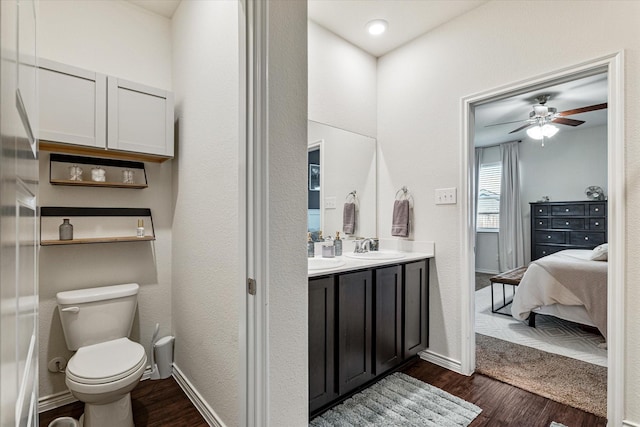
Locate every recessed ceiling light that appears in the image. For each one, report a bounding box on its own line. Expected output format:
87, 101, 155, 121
366, 19, 388, 36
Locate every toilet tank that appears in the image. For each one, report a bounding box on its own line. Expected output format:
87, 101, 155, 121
56, 283, 139, 350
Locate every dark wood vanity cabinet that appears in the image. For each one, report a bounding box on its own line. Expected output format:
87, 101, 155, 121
403, 260, 429, 358
309, 258, 429, 415
374, 265, 403, 374
337, 270, 374, 395
308, 277, 337, 412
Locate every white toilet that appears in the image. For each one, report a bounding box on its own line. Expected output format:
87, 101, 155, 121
56, 283, 147, 427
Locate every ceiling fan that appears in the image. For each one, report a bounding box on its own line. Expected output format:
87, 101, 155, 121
486, 94, 608, 135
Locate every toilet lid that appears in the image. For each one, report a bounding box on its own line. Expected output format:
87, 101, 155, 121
67, 338, 146, 385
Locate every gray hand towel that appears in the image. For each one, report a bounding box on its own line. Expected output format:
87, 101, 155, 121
391, 199, 410, 237
343, 202, 356, 235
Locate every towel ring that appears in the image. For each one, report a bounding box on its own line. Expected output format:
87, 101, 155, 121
345, 190, 358, 203
395, 186, 414, 206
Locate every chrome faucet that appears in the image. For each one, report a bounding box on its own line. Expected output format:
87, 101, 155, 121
354, 238, 375, 253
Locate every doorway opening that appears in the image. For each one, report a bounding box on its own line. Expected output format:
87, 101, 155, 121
460, 52, 625, 425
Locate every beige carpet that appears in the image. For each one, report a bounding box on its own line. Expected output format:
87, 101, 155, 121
476, 334, 606, 418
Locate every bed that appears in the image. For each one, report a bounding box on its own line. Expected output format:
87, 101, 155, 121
511, 248, 608, 339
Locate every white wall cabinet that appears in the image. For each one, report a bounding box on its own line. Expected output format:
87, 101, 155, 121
39, 59, 174, 159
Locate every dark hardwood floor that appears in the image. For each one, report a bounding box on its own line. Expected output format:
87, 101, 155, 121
41, 360, 606, 427
402, 359, 607, 427
39, 377, 208, 427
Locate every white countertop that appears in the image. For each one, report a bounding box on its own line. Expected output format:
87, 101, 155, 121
308, 250, 434, 278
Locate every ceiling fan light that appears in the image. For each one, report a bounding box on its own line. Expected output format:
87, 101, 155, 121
526, 126, 544, 140
366, 19, 388, 36
542, 123, 559, 137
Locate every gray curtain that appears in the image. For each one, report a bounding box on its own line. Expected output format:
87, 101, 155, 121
474, 147, 484, 249
498, 141, 525, 271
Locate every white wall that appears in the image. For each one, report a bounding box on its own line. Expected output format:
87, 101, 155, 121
39, 0, 172, 90
377, 2, 640, 422
520, 125, 608, 261
37, 1, 173, 401
308, 20, 377, 138
267, 2, 308, 425
476, 125, 608, 271
171, 1, 240, 425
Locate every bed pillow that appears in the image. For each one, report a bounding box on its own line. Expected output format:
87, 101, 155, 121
590, 243, 608, 261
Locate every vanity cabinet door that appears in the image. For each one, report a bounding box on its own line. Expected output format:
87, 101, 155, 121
309, 277, 337, 413
39, 59, 107, 148
374, 265, 403, 374
107, 77, 174, 157
403, 260, 429, 358
337, 270, 373, 395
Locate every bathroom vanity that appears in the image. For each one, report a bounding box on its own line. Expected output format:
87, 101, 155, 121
308, 252, 432, 415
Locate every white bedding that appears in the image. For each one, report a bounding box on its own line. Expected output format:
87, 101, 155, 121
511, 249, 607, 338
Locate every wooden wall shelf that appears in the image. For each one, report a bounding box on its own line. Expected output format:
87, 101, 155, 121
49, 153, 148, 188
40, 207, 155, 246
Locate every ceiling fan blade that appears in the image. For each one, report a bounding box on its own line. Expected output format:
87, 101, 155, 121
484, 118, 529, 128
552, 117, 585, 127
509, 123, 534, 134
557, 102, 607, 116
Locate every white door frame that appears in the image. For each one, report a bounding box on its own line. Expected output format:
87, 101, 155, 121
243, 0, 269, 425
459, 52, 625, 425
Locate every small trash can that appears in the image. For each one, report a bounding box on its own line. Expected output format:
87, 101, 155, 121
154, 335, 175, 379
48, 417, 79, 427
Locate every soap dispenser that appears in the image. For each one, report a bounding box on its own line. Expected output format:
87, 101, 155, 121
334, 231, 342, 256
307, 233, 315, 258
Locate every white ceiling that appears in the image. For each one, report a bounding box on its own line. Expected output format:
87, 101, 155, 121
308, 0, 488, 57
128, 0, 607, 146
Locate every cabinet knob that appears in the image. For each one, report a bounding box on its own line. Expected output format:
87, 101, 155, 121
595, 222, 600, 226
565, 222, 569, 226
585, 236, 589, 240
595, 208, 599, 212
547, 235, 551, 239
542, 251, 547, 255
565, 208, 570, 212
539, 221, 543, 225
539, 209, 543, 213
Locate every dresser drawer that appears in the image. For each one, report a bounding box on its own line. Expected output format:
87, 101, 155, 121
535, 231, 566, 244
589, 218, 605, 230
569, 231, 605, 246
535, 245, 565, 259
589, 204, 605, 216
533, 205, 549, 216
534, 218, 549, 229
551, 218, 585, 229
551, 204, 585, 216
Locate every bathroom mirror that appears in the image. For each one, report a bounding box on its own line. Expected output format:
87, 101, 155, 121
308, 120, 377, 239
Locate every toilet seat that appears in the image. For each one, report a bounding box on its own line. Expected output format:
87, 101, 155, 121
67, 338, 146, 385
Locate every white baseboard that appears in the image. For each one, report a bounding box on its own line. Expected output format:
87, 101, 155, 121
418, 349, 464, 375
38, 390, 77, 414
475, 269, 499, 275
172, 364, 226, 427
623, 420, 640, 427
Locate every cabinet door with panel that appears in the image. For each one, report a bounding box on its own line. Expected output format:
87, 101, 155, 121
374, 265, 402, 375
337, 270, 373, 395
39, 59, 107, 148
309, 277, 337, 413
108, 77, 174, 157
403, 260, 429, 358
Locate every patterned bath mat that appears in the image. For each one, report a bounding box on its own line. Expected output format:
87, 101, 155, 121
310, 372, 481, 426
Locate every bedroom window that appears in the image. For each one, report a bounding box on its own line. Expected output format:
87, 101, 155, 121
477, 162, 501, 230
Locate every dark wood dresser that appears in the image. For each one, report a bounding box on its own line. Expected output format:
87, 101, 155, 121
530, 200, 607, 260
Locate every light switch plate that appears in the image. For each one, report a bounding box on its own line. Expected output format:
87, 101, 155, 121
435, 187, 457, 205
325, 196, 337, 209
